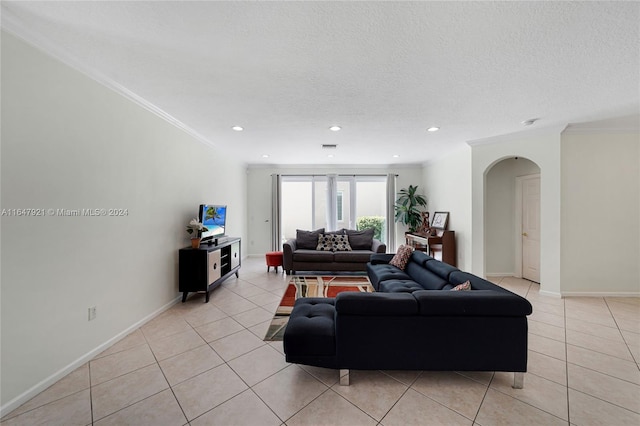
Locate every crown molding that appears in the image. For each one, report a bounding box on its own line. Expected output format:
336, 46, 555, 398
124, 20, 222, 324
562, 114, 639, 134
466, 124, 567, 147
1, 9, 217, 150
561, 126, 640, 135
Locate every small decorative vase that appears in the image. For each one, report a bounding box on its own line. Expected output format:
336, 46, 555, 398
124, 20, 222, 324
191, 238, 201, 249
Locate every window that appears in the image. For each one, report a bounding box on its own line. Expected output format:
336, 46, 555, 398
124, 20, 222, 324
280, 175, 389, 244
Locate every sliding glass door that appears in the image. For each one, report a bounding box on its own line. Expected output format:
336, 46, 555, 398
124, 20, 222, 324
353, 177, 387, 242
280, 176, 327, 244
280, 175, 388, 246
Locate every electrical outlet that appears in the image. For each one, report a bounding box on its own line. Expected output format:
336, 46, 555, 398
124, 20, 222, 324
88, 306, 97, 321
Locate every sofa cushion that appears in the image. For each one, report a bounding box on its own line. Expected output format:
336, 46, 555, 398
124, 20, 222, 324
369, 253, 395, 265
345, 228, 374, 250
408, 250, 435, 267
413, 290, 533, 316
389, 245, 414, 269
284, 298, 336, 355
367, 264, 413, 289
326, 228, 346, 235
335, 292, 418, 316
424, 259, 459, 280
334, 250, 374, 263
405, 261, 449, 290
297, 228, 325, 249
293, 249, 334, 262
379, 280, 425, 293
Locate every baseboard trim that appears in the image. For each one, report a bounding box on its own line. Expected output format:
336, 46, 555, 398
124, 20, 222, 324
539, 289, 562, 298
0, 295, 182, 418
561, 291, 640, 298
485, 272, 516, 278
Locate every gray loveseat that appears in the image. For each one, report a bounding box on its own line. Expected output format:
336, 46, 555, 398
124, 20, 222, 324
283, 228, 386, 275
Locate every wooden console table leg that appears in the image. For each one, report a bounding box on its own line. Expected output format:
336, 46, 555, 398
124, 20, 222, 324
181, 292, 188, 303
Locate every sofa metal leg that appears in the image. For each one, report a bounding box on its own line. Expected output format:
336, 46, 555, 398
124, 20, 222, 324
339, 369, 350, 386
512, 372, 524, 389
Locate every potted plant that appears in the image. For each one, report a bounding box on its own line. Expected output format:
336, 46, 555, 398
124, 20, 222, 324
394, 185, 427, 233
186, 218, 208, 248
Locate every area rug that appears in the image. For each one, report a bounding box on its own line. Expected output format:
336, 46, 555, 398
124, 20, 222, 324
263, 275, 374, 341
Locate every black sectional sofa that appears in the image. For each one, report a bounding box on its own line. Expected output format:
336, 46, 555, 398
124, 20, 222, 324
283, 250, 533, 387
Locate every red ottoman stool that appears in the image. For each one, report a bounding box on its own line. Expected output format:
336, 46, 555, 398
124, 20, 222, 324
265, 251, 283, 273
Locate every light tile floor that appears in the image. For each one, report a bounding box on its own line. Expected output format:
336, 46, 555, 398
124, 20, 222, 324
2, 258, 639, 425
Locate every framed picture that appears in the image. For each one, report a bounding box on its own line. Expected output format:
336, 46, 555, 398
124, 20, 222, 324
431, 211, 449, 230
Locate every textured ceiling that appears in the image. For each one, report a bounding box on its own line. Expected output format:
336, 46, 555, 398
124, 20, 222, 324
2, 1, 639, 165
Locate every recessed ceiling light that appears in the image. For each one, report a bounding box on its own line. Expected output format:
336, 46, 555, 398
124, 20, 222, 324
262, 154, 269, 158
329, 126, 341, 131
327, 154, 334, 158
521, 119, 538, 126
232, 126, 244, 131
427, 127, 440, 132
393, 154, 400, 158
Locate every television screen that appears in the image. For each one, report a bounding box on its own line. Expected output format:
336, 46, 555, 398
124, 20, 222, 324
199, 205, 227, 240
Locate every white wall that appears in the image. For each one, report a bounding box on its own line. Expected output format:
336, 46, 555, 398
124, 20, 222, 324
422, 146, 473, 271
561, 131, 640, 295
246, 166, 424, 255
0, 32, 247, 410
470, 130, 563, 296
485, 158, 540, 275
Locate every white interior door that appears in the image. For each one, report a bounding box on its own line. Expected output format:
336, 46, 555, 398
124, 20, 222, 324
522, 176, 540, 282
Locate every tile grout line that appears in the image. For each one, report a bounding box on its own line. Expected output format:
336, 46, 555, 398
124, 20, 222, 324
244, 274, 362, 425
564, 296, 640, 417
164, 300, 260, 424
90, 321, 189, 424
182, 277, 288, 424
603, 297, 639, 366
88, 360, 94, 426
373, 372, 417, 424
471, 373, 493, 425
247, 365, 296, 424
483, 279, 573, 425
563, 295, 571, 425
150, 330, 190, 426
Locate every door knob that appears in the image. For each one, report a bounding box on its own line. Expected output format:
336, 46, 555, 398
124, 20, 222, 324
522, 232, 528, 237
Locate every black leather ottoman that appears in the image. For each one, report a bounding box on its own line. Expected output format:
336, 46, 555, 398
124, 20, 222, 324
283, 297, 339, 370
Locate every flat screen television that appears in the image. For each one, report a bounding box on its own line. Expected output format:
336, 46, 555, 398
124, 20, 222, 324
199, 204, 227, 242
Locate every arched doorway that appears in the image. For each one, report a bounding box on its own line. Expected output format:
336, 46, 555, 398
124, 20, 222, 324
484, 157, 541, 281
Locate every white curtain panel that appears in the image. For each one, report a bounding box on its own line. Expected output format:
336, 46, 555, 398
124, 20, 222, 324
386, 173, 397, 252
326, 174, 338, 231
271, 174, 281, 251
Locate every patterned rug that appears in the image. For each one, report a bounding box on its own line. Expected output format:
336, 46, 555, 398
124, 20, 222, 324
263, 275, 374, 341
